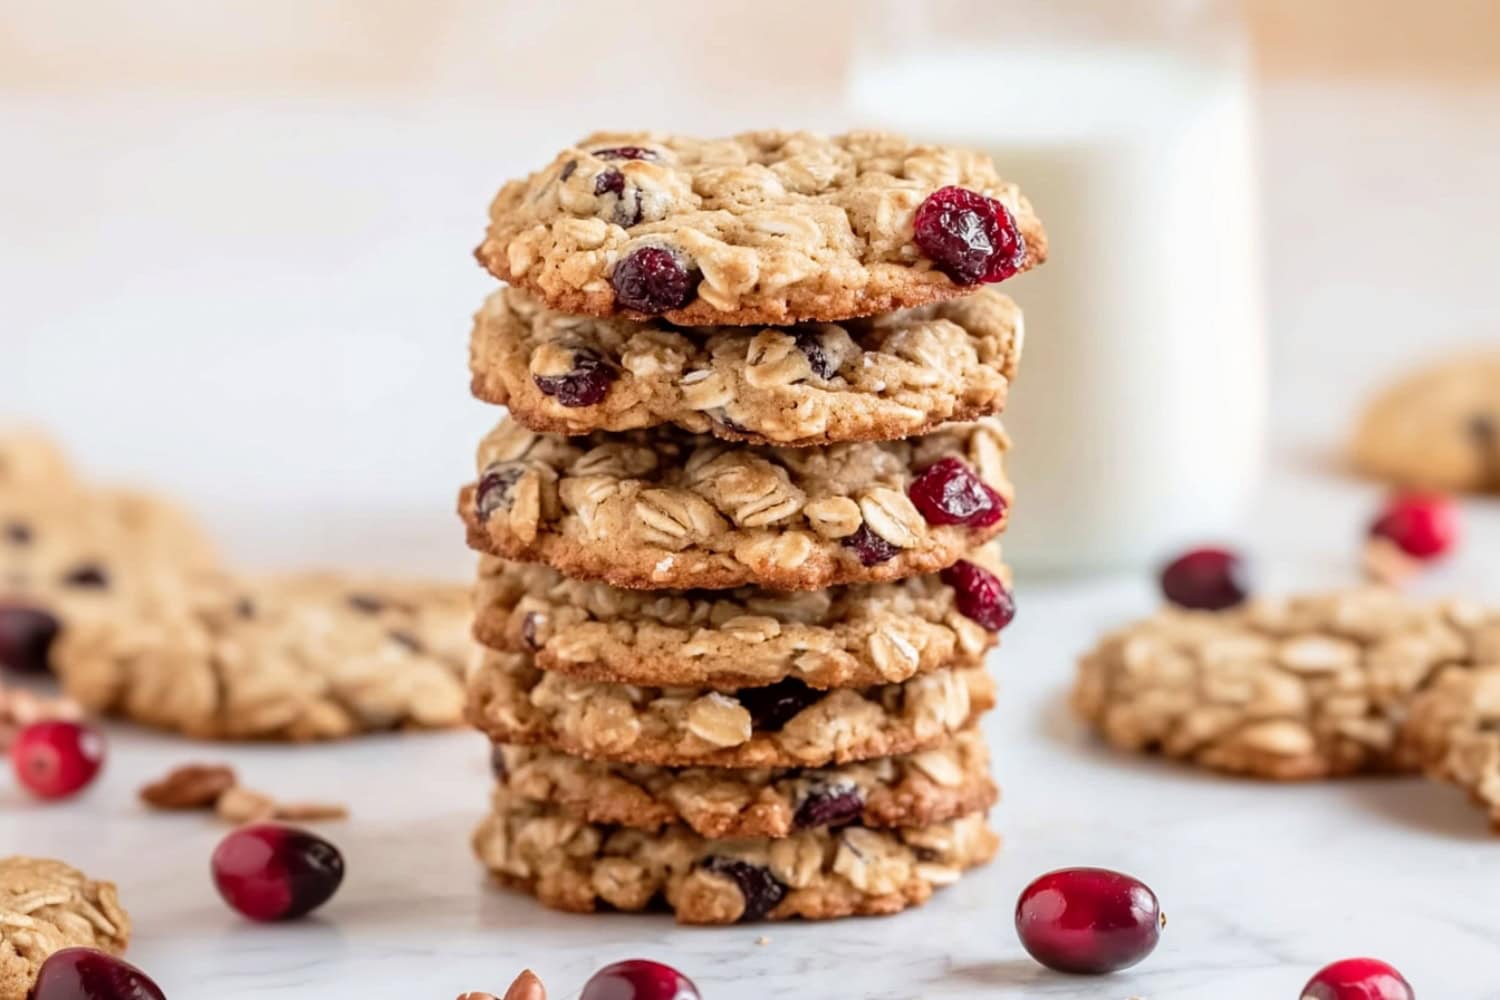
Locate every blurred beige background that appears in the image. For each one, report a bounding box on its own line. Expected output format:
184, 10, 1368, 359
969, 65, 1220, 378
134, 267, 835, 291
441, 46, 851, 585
1, 0, 1496, 570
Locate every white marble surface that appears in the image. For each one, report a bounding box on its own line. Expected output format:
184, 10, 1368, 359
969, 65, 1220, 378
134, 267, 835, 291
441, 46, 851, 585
4, 470, 1499, 1000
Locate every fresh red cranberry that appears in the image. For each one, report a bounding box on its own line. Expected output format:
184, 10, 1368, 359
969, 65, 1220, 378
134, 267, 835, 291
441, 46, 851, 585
793, 782, 864, 829
1159, 547, 1249, 611
736, 677, 823, 731
1016, 867, 1164, 975
1368, 492, 1458, 560
913, 186, 1026, 285
11, 719, 104, 800
793, 330, 837, 379
533, 349, 617, 407
0, 603, 60, 673
579, 960, 700, 1000
29, 947, 166, 1000
940, 560, 1016, 631
700, 857, 787, 922
908, 457, 1006, 527
591, 146, 656, 161
1301, 957, 1414, 1000
842, 523, 901, 566
211, 823, 344, 921
475, 465, 525, 521
611, 247, 698, 315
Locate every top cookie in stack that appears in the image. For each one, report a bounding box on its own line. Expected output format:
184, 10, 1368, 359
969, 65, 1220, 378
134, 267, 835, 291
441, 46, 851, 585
461, 130, 1044, 924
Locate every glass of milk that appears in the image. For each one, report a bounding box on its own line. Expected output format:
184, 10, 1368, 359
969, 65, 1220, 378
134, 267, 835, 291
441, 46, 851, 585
848, 0, 1266, 574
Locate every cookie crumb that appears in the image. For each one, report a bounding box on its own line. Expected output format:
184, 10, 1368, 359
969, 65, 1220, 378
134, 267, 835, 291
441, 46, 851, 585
755, 935, 771, 946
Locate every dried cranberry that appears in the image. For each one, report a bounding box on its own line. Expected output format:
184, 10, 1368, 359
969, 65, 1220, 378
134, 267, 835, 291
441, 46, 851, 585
475, 465, 525, 521
592, 146, 656, 161
558, 159, 578, 182
29, 947, 166, 1000
1015, 867, 1164, 975
736, 677, 822, 731
347, 593, 384, 614
1368, 492, 1458, 560
62, 563, 109, 589
1301, 957, 1414, 1000
908, 457, 1005, 527
0, 603, 60, 674
1159, 547, 1249, 611
533, 349, 617, 407
842, 524, 901, 566
580, 960, 700, 1000
212, 823, 344, 921
490, 744, 509, 781
11, 720, 105, 800
611, 247, 697, 315
793, 782, 864, 829
387, 629, 423, 653
4, 521, 30, 545
701, 857, 787, 922
940, 560, 1015, 631
913, 185, 1026, 285
794, 330, 837, 379
595, 169, 625, 196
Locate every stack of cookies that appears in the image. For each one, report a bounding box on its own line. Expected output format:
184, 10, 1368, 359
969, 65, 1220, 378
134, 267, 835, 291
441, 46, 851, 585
460, 131, 1046, 923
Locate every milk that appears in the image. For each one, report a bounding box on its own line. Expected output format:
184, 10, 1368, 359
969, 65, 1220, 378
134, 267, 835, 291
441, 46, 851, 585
850, 45, 1266, 573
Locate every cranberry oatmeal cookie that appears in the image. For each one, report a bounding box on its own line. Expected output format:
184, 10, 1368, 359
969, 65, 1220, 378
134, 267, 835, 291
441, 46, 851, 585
1401, 665, 1500, 832
53, 573, 472, 740
475, 130, 1046, 326
0, 856, 130, 1000
492, 727, 996, 839
472, 550, 1012, 690
472, 788, 998, 924
468, 649, 994, 769
461, 415, 1010, 591
1, 484, 218, 675
470, 285, 1023, 446
1073, 588, 1500, 780
1351, 353, 1500, 494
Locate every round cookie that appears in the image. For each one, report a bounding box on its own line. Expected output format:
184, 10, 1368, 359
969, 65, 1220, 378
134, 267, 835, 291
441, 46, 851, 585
475, 129, 1047, 327
0, 856, 130, 1000
1351, 353, 1500, 493
472, 549, 1010, 690
461, 415, 1011, 592
1401, 664, 1500, 832
492, 728, 996, 840
472, 788, 998, 924
1072, 588, 1500, 780
468, 649, 993, 769
469, 285, 1023, 446
53, 573, 473, 741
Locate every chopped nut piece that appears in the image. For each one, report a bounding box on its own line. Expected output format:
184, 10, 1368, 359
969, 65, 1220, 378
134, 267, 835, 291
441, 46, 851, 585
139, 763, 237, 810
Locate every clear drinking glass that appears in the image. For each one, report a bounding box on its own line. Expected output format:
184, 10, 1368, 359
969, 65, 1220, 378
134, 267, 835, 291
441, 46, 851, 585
849, 0, 1267, 574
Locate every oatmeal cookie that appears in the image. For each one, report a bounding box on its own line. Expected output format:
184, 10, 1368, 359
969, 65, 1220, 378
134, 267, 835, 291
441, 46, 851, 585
53, 573, 472, 740
1, 484, 218, 675
1401, 665, 1500, 832
472, 788, 998, 924
1351, 353, 1500, 493
472, 550, 1009, 690
1073, 589, 1500, 780
461, 415, 1010, 591
469, 285, 1023, 446
475, 130, 1046, 326
467, 649, 993, 769
0, 856, 130, 1000
492, 727, 996, 839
